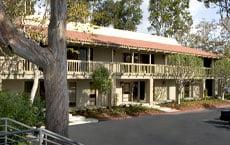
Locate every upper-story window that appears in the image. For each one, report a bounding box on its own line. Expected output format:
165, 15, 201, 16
123, 53, 132, 63
67, 46, 93, 61
203, 58, 212, 68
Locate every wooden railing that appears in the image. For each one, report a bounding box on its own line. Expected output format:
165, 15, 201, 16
0, 57, 214, 78
67, 60, 214, 78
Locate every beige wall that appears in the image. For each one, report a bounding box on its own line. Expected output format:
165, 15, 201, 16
154, 79, 176, 101
2, 79, 25, 92
93, 46, 112, 62
76, 79, 91, 108
154, 53, 165, 64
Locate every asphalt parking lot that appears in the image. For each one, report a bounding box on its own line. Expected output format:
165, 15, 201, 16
69, 108, 230, 145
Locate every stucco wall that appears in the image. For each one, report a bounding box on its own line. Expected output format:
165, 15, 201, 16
93, 46, 112, 62
154, 79, 176, 101
76, 79, 91, 108
154, 53, 165, 64
192, 81, 202, 98
2, 79, 25, 92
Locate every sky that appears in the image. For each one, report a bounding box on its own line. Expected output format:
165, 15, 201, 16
137, 0, 220, 34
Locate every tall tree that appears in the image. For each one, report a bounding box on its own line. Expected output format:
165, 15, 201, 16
181, 20, 230, 53
0, 0, 69, 137
148, 0, 192, 40
168, 54, 203, 104
91, 0, 143, 31
67, 0, 91, 23
198, 0, 230, 32
214, 58, 230, 100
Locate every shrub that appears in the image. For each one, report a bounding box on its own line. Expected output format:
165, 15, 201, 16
0, 91, 45, 126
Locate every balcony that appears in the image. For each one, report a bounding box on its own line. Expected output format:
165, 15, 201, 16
0, 57, 214, 79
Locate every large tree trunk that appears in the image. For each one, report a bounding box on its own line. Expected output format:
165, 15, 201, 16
44, 63, 68, 136
45, 0, 68, 136
0, 0, 69, 137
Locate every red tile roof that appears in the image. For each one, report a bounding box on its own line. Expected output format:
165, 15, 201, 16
24, 25, 218, 58
66, 31, 218, 58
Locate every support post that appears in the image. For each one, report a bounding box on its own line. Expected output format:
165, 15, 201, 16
131, 52, 134, 64
0, 78, 2, 91
111, 78, 116, 106
87, 47, 91, 72
149, 54, 152, 64
4, 119, 7, 144
148, 79, 153, 105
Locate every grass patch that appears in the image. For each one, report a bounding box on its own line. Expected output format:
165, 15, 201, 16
161, 98, 230, 111
71, 105, 161, 120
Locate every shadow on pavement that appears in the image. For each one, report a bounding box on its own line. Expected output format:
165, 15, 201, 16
204, 119, 230, 130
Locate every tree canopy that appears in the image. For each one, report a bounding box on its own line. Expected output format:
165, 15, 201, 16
198, 0, 230, 32
167, 54, 203, 104
91, 0, 143, 31
214, 58, 230, 99
148, 0, 192, 40
181, 21, 230, 52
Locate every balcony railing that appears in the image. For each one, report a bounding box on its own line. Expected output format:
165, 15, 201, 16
0, 57, 214, 78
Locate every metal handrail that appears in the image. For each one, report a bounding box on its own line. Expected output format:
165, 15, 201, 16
0, 117, 83, 145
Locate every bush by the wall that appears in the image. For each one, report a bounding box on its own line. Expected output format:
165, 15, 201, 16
0, 91, 45, 126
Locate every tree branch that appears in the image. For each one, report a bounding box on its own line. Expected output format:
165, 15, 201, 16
0, 1, 52, 68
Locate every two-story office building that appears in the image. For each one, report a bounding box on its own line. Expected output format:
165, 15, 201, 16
0, 23, 219, 108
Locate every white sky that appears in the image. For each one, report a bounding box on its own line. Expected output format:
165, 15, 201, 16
137, 0, 220, 34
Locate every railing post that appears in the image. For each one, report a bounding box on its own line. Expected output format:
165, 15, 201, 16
4, 119, 7, 144
39, 129, 43, 145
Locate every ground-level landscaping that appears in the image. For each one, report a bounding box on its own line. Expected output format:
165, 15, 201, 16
161, 98, 230, 111
71, 105, 162, 121
71, 98, 230, 120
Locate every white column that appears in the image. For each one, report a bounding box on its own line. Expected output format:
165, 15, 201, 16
131, 52, 134, 63
111, 78, 116, 106
149, 54, 152, 64
0, 79, 2, 91
148, 79, 153, 104
87, 47, 91, 72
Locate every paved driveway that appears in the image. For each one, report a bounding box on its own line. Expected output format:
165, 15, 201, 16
69, 109, 230, 145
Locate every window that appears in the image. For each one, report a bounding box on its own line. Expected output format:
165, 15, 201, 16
123, 53, 132, 63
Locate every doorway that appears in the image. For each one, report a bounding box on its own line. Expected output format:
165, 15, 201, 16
205, 79, 213, 97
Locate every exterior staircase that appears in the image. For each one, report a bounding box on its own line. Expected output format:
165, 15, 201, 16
0, 118, 83, 145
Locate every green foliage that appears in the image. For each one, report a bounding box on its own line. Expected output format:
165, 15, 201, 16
162, 98, 230, 110
3, 0, 35, 20
214, 58, 230, 89
148, 0, 192, 39
72, 105, 159, 120
91, 0, 143, 31
168, 54, 203, 67
92, 66, 112, 95
214, 58, 230, 78
0, 91, 45, 126
67, 0, 91, 23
